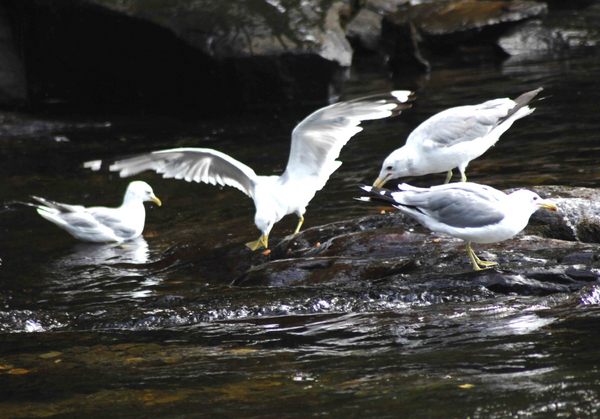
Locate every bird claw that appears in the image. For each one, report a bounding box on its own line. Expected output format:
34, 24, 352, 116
245, 235, 269, 251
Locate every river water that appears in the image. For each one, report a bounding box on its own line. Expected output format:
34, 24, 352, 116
1, 51, 600, 417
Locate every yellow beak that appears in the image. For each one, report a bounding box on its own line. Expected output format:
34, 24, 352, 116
373, 174, 390, 188
539, 201, 557, 212
150, 195, 162, 207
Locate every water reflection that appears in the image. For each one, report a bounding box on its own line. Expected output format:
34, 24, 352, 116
45, 237, 162, 301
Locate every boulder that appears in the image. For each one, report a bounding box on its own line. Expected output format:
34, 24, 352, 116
224, 185, 600, 290
498, 4, 600, 56
4, 0, 354, 109
381, 0, 547, 71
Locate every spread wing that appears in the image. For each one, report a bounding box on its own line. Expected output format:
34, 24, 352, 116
391, 183, 506, 228
281, 91, 414, 190
108, 148, 258, 199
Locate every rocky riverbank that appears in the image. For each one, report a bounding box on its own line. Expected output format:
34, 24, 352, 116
1, 0, 599, 110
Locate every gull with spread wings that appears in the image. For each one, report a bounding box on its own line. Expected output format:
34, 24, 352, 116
90, 91, 414, 250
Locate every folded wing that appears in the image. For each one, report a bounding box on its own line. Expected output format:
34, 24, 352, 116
391, 184, 506, 229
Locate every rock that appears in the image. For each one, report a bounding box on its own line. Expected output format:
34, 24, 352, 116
227, 185, 600, 290
0, 3, 26, 107
529, 185, 600, 244
5, 0, 354, 109
381, 0, 547, 71
498, 4, 600, 56
346, 0, 409, 52
89, 0, 353, 66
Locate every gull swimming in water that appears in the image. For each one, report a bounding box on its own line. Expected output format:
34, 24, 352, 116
28, 181, 161, 243
93, 91, 415, 250
373, 87, 543, 188
358, 182, 557, 270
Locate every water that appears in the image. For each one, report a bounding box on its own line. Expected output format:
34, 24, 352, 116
2, 52, 600, 417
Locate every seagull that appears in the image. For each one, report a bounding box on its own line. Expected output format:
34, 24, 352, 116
373, 87, 543, 188
94, 91, 415, 251
28, 181, 161, 243
358, 182, 557, 271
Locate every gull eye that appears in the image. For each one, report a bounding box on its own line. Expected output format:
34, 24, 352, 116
386, 165, 393, 171
533, 196, 539, 201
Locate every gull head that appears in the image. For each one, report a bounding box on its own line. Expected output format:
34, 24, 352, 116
373, 148, 413, 188
509, 189, 557, 215
125, 181, 162, 206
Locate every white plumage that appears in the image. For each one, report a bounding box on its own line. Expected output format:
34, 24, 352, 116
359, 182, 557, 270
373, 88, 543, 187
98, 91, 415, 250
30, 181, 161, 243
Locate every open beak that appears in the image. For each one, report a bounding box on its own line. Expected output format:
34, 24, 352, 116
373, 174, 391, 188
538, 201, 557, 212
150, 194, 162, 207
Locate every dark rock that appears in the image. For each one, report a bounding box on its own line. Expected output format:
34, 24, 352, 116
381, 0, 547, 71
498, 4, 600, 56
0, 3, 25, 107
4, 0, 354, 110
89, 0, 354, 66
227, 185, 600, 291
529, 185, 600, 244
346, 0, 409, 52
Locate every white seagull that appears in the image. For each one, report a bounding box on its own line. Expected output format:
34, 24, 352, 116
29, 181, 161, 243
97, 91, 415, 251
358, 182, 557, 271
373, 87, 543, 188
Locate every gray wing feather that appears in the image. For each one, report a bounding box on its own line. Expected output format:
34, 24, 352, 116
409, 88, 542, 149
88, 210, 137, 239
31, 196, 85, 213
283, 91, 413, 186
109, 148, 258, 199
393, 185, 505, 228
410, 102, 509, 149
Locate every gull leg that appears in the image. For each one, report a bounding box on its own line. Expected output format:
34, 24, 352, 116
444, 170, 453, 184
458, 164, 468, 182
293, 215, 305, 235
466, 242, 497, 271
245, 234, 269, 251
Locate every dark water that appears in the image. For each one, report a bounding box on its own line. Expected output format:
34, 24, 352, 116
2, 52, 600, 417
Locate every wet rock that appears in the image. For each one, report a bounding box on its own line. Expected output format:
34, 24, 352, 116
230, 185, 600, 292
529, 185, 600, 243
382, 0, 547, 71
498, 4, 600, 56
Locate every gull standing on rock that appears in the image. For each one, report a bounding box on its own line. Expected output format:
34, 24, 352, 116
358, 182, 557, 271
28, 181, 161, 243
90, 91, 415, 250
373, 88, 543, 187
